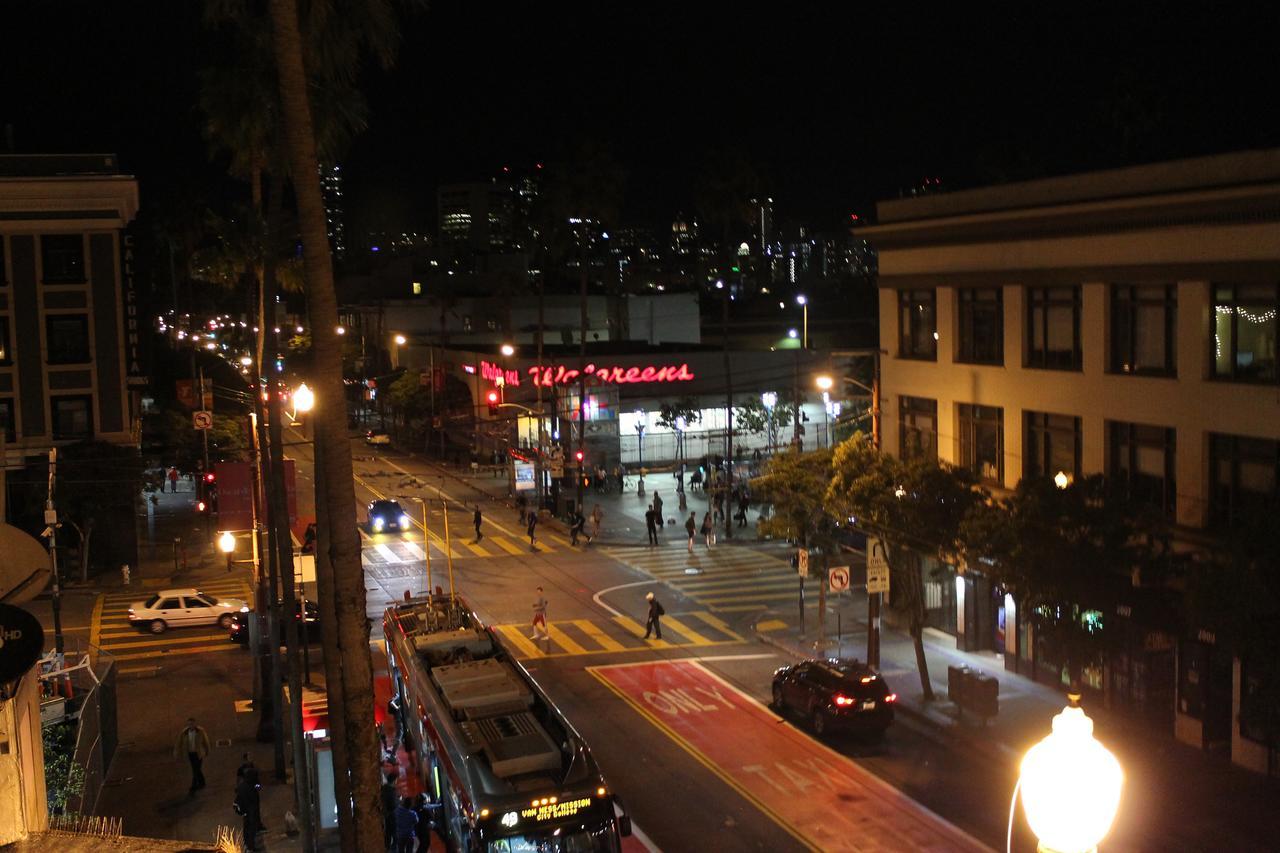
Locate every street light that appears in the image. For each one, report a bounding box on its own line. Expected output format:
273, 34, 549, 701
634, 409, 647, 471
240, 355, 253, 367
500, 343, 515, 357
293, 383, 315, 414
394, 334, 407, 345
1054, 470, 1071, 489
1018, 698, 1123, 853
796, 294, 808, 349
815, 375, 833, 392
218, 530, 236, 572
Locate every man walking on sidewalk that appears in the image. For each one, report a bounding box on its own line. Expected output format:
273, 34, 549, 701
527, 511, 538, 550
473, 505, 483, 542
530, 586, 550, 641
652, 491, 664, 528
645, 505, 658, 546
174, 717, 211, 795
685, 511, 697, 553
167, 466, 179, 493
642, 592, 664, 640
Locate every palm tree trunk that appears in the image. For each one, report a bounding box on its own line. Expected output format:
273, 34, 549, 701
269, 2, 381, 849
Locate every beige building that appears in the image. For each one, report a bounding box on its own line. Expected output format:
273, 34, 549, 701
860, 149, 1280, 775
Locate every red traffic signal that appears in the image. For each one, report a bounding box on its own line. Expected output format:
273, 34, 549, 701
486, 390, 500, 415
204, 472, 216, 483
574, 450, 584, 462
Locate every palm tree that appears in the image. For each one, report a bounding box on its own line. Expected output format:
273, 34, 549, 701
267, 1, 416, 848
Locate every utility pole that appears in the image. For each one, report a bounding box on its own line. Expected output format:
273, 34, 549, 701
535, 276, 546, 512
45, 449, 65, 654
721, 279, 733, 540
576, 258, 587, 516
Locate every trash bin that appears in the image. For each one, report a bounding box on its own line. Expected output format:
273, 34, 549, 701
948, 665, 970, 704
970, 673, 999, 718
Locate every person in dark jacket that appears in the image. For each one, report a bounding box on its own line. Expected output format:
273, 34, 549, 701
570, 511, 586, 546
644, 505, 658, 546
473, 505, 483, 541
642, 592, 664, 640
234, 767, 263, 851
527, 511, 538, 549
393, 796, 419, 853
685, 512, 697, 553
381, 772, 398, 851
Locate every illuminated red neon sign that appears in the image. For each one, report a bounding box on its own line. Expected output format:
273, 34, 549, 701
480, 360, 521, 387
528, 362, 695, 387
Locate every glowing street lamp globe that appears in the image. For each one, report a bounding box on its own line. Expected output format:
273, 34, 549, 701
1019, 702, 1123, 853
394, 334, 407, 345
815, 375, 834, 392
500, 343, 515, 356
218, 531, 236, 554
293, 383, 315, 413
761, 391, 777, 409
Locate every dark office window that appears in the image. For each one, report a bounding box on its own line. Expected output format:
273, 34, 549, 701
1212, 283, 1278, 382
40, 234, 86, 283
0, 317, 10, 365
957, 288, 1003, 365
1109, 421, 1176, 519
0, 398, 13, 443
1026, 286, 1081, 370
51, 395, 92, 440
0, 237, 7, 285
46, 314, 90, 364
898, 289, 937, 360
1111, 284, 1176, 375
959, 403, 1003, 485
899, 396, 938, 461
1209, 434, 1279, 529
1024, 412, 1081, 482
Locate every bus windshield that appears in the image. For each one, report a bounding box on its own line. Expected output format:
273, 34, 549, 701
486, 825, 616, 853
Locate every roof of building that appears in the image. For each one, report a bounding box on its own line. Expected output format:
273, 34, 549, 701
0, 153, 127, 178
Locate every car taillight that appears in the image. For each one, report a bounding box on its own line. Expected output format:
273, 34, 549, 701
885, 693, 898, 703
860, 675, 876, 684
833, 694, 855, 706
127, 608, 134, 616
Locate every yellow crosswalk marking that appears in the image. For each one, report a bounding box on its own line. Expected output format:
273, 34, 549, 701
571, 619, 626, 652
494, 624, 547, 658
98, 632, 230, 651
462, 539, 490, 557
659, 615, 714, 645
110, 643, 241, 663
697, 591, 798, 604
715, 604, 768, 612
491, 536, 526, 556
612, 614, 672, 647
692, 611, 745, 642
547, 625, 589, 655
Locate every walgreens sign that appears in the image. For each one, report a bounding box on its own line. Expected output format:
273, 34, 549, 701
528, 362, 695, 387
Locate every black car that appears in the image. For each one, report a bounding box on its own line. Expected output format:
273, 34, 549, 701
771, 658, 896, 736
229, 599, 321, 645
367, 499, 410, 533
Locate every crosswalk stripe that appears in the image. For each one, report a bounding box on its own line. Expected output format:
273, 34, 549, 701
674, 572, 795, 586
696, 591, 798, 604
571, 619, 627, 652
611, 615, 672, 648
541, 531, 572, 549
462, 539, 490, 557
494, 624, 546, 658
109, 643, 241, 663
403, 541, 426, 560
714, 604, 769, 612
375, 543, 401, 563
660, 615, 713, 645
99, 633, 229, 651
546, 625, 589, 656
491, 536, 526, 556
102, 582, 249, 603
691, 611, 746, 641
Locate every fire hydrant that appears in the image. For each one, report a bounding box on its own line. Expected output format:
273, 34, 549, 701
121, 563, 131, 586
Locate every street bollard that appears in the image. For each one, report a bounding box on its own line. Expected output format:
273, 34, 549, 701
121, 563, 131, 586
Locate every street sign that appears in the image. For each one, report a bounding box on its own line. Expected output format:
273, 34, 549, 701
797, 548, 809, 577
829, 565, 850, 592
867, 537, 890, 595
193, 410, 213, 430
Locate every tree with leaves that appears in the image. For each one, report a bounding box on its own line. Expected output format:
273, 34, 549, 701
734, 394, 797, 451
827, 434, 979, 700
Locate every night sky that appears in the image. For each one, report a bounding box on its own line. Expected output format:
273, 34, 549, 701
4, 2, 1279, 234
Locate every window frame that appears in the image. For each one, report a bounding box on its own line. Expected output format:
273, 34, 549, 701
897, 289, 937, 361
958, 403, 1004, 485
51, 394, 93, 441
898, 395, 938, 461
1025, 285, 1082, 370
956, 287, 1004, 365
1110, 283, 1176, 376
0, 316, 10, 366
45, 313, 91, 364
40, 234, 87, 284
1211, 283, 1279, 384
1024, 411, 1082, 482
1108, 420, 1177, 520
1208, 433, 1280, 529
0, 398, 14, 443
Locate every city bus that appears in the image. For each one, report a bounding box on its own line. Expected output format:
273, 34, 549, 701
384, 595, 633, 852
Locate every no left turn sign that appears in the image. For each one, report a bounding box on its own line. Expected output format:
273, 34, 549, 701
829, 565, 850, 592
193, 411, 213, 430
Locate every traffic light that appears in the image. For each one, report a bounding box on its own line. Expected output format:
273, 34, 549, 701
204, 472, 215, 483
574, 450, 584, 463
486, 390, 500, 415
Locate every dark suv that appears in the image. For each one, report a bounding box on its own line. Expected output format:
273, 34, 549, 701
771, 658, 896, 736
367, 499, 410, 533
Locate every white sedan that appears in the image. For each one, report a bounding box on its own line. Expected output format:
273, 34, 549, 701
365, 430, 391, 446
128, 588, 248, 634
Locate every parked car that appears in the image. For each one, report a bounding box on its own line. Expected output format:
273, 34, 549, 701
229, 599, 320, 645
367, 498, 411, 533
128, 588, 249, 635
771, 658, 896, 736
365, 430, 391, 446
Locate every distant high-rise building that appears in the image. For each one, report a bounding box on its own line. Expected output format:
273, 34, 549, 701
438, 182, 514, 251
750, 196, 774, 255
320, 164, 346, 259
671, 213, 699, 256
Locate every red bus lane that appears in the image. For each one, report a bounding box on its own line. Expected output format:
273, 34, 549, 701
590, 659, 991, 853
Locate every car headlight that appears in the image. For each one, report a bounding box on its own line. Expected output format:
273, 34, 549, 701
400, 515, 410, 528
373, 517, 384, 531
240, 605, 250, 612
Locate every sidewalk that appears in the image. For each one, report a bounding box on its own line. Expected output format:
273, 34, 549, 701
755, 589, 1280, 852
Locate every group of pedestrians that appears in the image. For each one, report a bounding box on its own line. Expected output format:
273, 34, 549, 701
569, 504, 604, 546
175, 719, 273, 851
381, 773, 439, 852
684, 511, 718, 551
528, 585, 666, 644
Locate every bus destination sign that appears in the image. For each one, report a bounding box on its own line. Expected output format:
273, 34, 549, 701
520, 797, 592, 822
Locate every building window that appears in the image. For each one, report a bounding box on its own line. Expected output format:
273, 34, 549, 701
0, 398, 13, 443
1108, 421, 1176, 519
958, 403, 1003, 485
40, 234, 86, 284
51, 395, 92, 440
956, 288, 1003, 365
0, 317, 10, 365
899, 396, 937, 461
1026, 286, 1081, 370
1111, 284, 1176, 375
898, 289, 936, 360
0, 237, 7, 285
1209, 433, 1279, 529
1024, 412, 1081, 482
46, 314, 90, 364
1239, 657, 1275, 744
1212, 283, 1278, 382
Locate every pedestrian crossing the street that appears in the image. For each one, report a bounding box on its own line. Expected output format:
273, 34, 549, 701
492, 610, 745, 659
90, 578, 253, 663
603, 543, 801, 614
